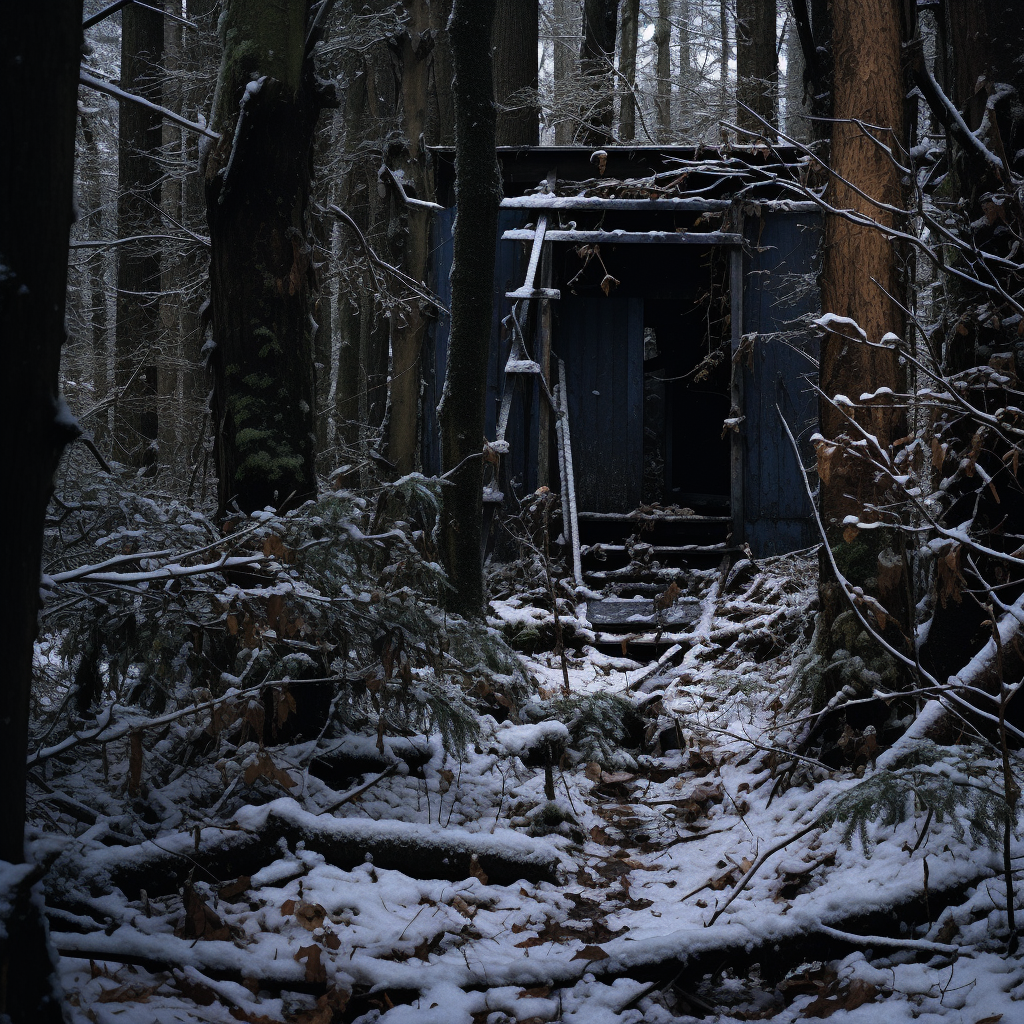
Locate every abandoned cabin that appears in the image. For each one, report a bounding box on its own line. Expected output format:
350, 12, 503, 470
423, 146, 821, 642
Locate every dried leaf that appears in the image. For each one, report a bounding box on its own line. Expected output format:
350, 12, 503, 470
219, 875, 251, 901
469, 856, 489, 885
243, 751, 297, 791
519, 985, 551, 999
570, 944, 609, 962
266, 593, 285, 635
654, 581, 681, 612
452, 895, 476, 919
293, 990, 350, 1024
802, 978, 878, 1018
275, 686, 297, 730
815, 439, 839, 485
128, 730, 143, 797
438, 768, 454, 794
585, 761, 603, 782
937, 543, 964, 607
176, 882, 231, 942
294, 944, 327, 984
842, 524, 859, 543
295, 901, 327, 932
600, 273, 620, 296
226, 613, 239, 636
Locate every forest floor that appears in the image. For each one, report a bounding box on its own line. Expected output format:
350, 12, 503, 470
32, 547, 1024, 1023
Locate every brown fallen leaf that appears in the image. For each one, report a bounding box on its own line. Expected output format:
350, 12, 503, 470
294, 944, 327, 984
469, 855, 488, 885
802, 979, 878, 1018
97, 983, 159, 1003
570, 944, 610, 962
293, 989, 350, 1024
176, 882, 232, 942
294, 901, 327, 932
519, 985, 551, 999
218, 875, 251, 902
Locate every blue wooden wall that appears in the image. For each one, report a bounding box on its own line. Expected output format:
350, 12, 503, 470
555, 296, 644, 512
422, 208, 528, 476
740, 211, 822, 556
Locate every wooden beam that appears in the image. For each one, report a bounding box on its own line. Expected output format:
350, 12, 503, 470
502, 228, 742, 246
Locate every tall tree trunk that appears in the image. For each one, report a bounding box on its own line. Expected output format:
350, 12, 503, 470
387, 0, 437, 474
553, 0, 579, 144
579, 0, 620, 145
816, 0, 908, 679
677, 0, 691, 128
493, 0, 539, 145
440, 0, 501, 616
159, 0, 184, 476
1, 5, 83, 1020
114, 2, 164, 469
428, 0, 456, 146
736, 0, 778, 136
783, 14, 811, 143
82, 113, 111, 442
205, 0, 323, 515
618, 0, 640, 142
719, 0, 731, 135
655, 0, 672, 140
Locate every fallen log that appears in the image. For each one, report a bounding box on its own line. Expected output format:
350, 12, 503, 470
48, 798, 565, 905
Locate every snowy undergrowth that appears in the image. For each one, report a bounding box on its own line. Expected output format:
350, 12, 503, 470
34, 547, 1024, 1023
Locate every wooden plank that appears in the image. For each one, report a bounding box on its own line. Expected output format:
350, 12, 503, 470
502, 228, 743, 246
587, 598, 701, 629
557, 363, 584, 587
740, 210, 822, 556
577, 512, 732, 523
501, 196, 735, 211
730, 239, 744, 549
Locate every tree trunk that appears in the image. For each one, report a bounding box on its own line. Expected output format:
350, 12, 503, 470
114, 1, 164, 470
387, 0, 437, 475
159, 0, 184, 476
1, 4, 83, 1020
719, 0, 731, 135
440, 0, 502, 616
579, 0, 620, 146
736, 0, 778, 137
428, 0, 456, 146
205, 0, 321, 515
81, 113, 111, 443
677, 0, 691, 127
783, 15, 811, 143
553, 0, 580, 144
618, 0, 640, 142
493, 0, 539, 145
655, 0, 672, 140
816, 0, 908, 679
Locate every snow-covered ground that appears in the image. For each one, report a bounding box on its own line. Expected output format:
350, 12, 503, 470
33, 549, 1024, 1022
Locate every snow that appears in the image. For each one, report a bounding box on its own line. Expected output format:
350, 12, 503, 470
25, 548, 1024, 1023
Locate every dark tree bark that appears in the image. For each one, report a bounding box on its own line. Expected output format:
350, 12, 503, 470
816, 0, 908, 678
655, 0, 672, 140
579, 0, 620, 145
493, 0, 539, 145
205, 0, 325, 515
439, 0, 502, 616
736, 0, 778, 136
1, 4, 83, 1020
114, 1, 164, 469
387, 0, 436, 475
618, 0, 640, 142
428, 0, 456, 146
